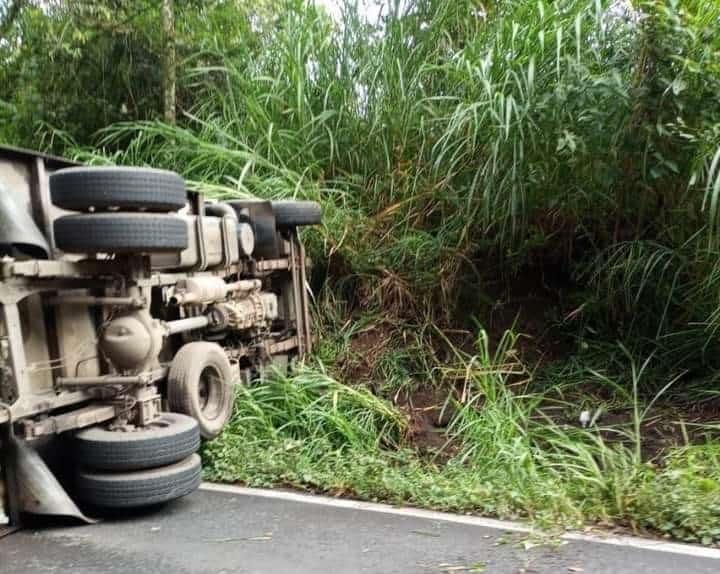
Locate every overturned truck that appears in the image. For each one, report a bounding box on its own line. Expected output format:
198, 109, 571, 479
0, 145, 320, 529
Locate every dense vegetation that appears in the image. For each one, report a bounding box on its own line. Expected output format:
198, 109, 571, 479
3, 0, 720, 544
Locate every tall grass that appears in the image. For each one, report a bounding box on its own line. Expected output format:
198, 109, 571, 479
66, 0, 720, 540
76, 1, 720, 348
204, 326, 720, 540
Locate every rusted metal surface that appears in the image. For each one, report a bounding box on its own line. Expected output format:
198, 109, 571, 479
267, 336, 299, 355
255, 257, 290, 272
0, 144, 78, 170
20, 404, 117, 438
288, 234, 305, 357
1, 258, 128, 280
297, 235, 313, 354
55, 371, 166, 388
143, 264, 244, 287
0, 390, 91, 425
3, 303, 31, 405
29, 157, 56, 257
165, 315, 211, 335
48, 295, 146, 308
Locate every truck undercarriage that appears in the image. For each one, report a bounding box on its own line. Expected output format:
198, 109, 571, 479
0, 145, 320, 532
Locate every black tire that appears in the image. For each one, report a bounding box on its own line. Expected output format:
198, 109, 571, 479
226, 199, 278, 258
54, 213, 188, 253
271, 200, 322, 227
72, 413, 200, 471
50, 166, 187, 212
168, 342, 234, 440
76, 454, 201, 509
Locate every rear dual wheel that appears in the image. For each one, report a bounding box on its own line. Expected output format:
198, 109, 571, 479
76, 454, 201, 510
50, 167, 187, 212
73, 412, 200, 471
51, 166, 189, 254
73, 413, 202, 510
54, 213, 188, 253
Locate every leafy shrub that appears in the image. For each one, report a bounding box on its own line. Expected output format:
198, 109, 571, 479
635, 445, 720, 544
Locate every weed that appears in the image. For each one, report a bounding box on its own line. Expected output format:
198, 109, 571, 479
204, 328, 720, 543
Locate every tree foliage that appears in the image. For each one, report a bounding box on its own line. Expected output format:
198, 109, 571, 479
0, 0, 269, 148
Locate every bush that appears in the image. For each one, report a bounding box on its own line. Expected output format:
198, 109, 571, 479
635, 445, 720, 544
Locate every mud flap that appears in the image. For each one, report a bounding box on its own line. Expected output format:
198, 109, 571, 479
9, 437, 95, 524
0, 183, 50, 259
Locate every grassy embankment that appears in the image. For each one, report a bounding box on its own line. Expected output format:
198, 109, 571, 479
73, 1, 720, 543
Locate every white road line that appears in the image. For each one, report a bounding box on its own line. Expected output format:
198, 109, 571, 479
200, 482, 720, 560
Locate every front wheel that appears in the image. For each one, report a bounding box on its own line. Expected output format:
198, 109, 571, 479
167, 342, 235, 439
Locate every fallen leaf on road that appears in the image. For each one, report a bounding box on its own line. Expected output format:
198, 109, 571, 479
247, 535, 273, 541
203, 534, 273, 543
410, 530, 441, 537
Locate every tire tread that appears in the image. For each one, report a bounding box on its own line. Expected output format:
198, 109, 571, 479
50, 167, 186, 212
271, 200, 322, 227
73, 413, 200, 471
76, 454, 201, 509
54, 213, 188, 253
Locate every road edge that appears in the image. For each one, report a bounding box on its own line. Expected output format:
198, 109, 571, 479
200, 482, 720, 560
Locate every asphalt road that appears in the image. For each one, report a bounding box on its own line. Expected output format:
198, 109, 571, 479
1, 484, 719, 574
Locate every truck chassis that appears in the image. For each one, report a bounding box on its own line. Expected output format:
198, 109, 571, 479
0, 145, 319, 531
